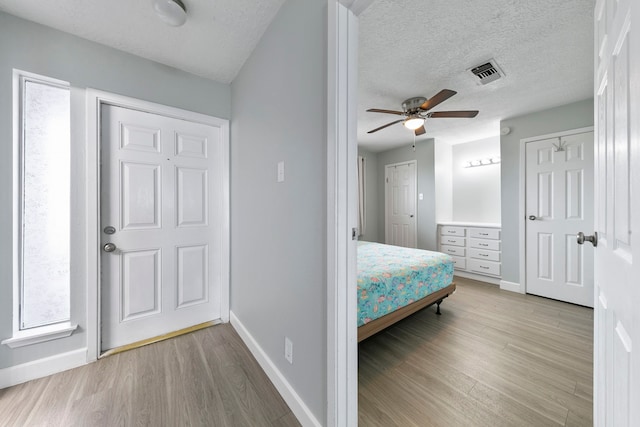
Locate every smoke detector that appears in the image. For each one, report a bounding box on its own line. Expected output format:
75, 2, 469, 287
469, 59, 504, 85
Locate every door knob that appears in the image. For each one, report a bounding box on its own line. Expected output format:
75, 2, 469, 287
103, 243, 117, 252
529, 215, 537, 220
576, 232, 598, 247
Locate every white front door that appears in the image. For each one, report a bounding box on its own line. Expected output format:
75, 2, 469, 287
100, 104, 224, 351
593, 0, 639, 423
385, 161, 417, 248
525, 131, 594, 307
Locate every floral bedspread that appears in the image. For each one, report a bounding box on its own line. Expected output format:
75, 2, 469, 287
357, 241, 454, 327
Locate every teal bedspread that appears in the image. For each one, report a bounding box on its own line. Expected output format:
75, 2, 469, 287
357, 241, 454, 327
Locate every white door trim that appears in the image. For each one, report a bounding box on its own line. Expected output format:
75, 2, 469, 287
327, 2, 361, 426
384, 160, 418, 247
85, 89, 229, 362
518, 126, 594, 295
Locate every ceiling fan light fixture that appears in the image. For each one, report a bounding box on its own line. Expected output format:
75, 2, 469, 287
152, 0, 187, 27
403, 117, 424, 130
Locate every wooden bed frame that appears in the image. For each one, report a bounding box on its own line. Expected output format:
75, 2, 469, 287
357, 282, 456, 342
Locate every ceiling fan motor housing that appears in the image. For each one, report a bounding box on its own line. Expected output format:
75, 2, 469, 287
402, 97, 427, 113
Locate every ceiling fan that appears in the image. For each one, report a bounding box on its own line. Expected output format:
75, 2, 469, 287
366, 89, 479, 136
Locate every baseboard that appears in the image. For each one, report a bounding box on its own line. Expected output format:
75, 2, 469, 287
454, 271, 501, 285
500, 280, 524, 294
0, 348, 88, 389
230, 312, 321, 427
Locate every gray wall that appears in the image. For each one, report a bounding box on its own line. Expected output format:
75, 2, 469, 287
230, 0, 326, 423
500, 98, 593, 283
0, 12, 230, 369
357, 148, 379, 243
376, 139, 438, 251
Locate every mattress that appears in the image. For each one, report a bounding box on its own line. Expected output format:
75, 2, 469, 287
357, 241, 454, 327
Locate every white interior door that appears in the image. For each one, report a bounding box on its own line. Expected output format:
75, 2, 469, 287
593, 0, 639, 423
385, 161, 417, 248
525, 131, 594, 307
100, 104, 223, 351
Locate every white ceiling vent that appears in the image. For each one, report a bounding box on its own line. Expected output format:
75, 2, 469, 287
469, 59, 504, 85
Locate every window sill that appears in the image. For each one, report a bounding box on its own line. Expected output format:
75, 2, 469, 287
1, 323, 78, 349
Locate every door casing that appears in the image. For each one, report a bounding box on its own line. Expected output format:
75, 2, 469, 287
518, 126, 594, 296
523, 130, 594, 306
86, 89, 230, 361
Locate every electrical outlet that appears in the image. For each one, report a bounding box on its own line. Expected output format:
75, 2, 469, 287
284, 337, 293, 364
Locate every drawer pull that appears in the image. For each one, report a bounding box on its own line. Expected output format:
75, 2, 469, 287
480, 266, 490, 269
479, 243, 488, 247
447, 231, 455, 233
480, 254, 488, 257
447, 240, 456, 243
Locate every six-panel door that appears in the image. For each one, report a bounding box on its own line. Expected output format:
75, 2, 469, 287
100, 105, 223, 351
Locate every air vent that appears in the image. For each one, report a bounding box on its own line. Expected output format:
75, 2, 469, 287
469, 59, 504, 85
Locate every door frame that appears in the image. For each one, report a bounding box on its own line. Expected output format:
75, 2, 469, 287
327, 1, 374, 425
85, 89, 230, 361
518, 126, 594, 295
384, 160, 418, 247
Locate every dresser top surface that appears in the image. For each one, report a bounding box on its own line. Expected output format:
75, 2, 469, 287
438, 222, 501, 228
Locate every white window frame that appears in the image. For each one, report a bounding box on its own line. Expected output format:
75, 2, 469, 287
1, 70, 77, 349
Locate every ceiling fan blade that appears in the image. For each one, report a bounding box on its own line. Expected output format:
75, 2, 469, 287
367, 108, 405, 116
429, 110, 479, 118
419, 89, 457, 111
414, 125, 426, 136
367, 119, 404, 133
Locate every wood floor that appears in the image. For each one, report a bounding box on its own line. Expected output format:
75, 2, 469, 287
359, 276, 594, 427
0, 277, 593, 427
0, 324, 300, 427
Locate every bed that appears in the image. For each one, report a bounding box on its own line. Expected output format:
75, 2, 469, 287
357, 241, 456, 342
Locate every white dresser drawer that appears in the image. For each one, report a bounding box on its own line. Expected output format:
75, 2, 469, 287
440, 245, 466, 257
441, 236, 466, 247
470, 238, 500, 251
468, 259, 501, 276
451, 256, 466, 270
469, 228, 501, 240
440, 226, 466, 237
469, 248, 501, 262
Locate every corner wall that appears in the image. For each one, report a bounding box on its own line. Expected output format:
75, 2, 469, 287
500, 99, 593, 284
230, 0, 326, 424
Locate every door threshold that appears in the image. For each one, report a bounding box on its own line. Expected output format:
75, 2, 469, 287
99, 319, 222, 358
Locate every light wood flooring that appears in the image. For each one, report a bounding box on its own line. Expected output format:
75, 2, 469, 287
0, 324, 300, 427
1, 277, 593, 427
359, 276, 594, 427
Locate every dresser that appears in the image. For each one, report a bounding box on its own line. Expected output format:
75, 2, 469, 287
437, 223, 501, 284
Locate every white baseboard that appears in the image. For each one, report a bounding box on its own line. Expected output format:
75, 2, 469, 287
500, 280, 524, 294
454, 271, 501, 285
0, 348, 88, 389
230, 312, 321, 427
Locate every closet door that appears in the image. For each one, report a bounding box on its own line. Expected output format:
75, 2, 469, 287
525, 131, 594, 307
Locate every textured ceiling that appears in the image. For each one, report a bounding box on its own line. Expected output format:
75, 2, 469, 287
358, 0, 595, 151
0, 0, 593, 149
0, 0, 286, 84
